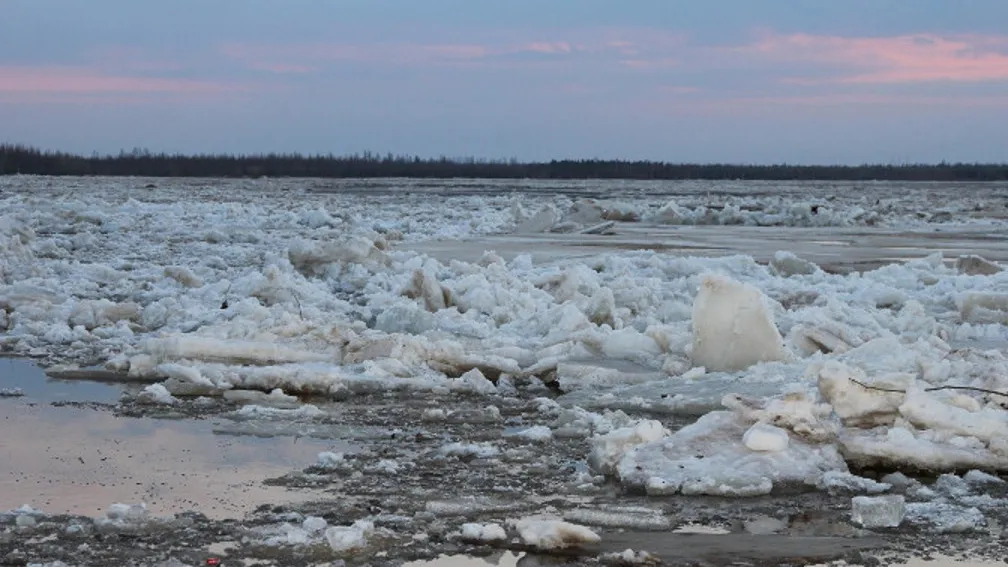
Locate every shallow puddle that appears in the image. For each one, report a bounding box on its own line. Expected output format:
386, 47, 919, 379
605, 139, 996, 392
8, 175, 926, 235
0, 357, 122, 403
0, 359, 340, 519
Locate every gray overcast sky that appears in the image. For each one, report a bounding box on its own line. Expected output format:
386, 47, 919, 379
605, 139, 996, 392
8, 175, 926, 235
2, 0, 1007, 164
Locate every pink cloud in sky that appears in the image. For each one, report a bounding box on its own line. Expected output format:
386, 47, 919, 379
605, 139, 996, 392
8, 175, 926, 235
86, 46, 185, 73
243, 61, 316, 74
522, 41, 574, 54
0, 66, 247, 95
637, 91, 1008, 121
735, 93, 1008, 106
748, 32, 1008, 83
218, 30, 1008, 86
219, 31, 686, 72
619, 57, 679, 69
219, 41, 489, 69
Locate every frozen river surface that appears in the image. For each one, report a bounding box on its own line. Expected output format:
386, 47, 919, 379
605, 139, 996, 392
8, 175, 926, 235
1, 176, 1008, 566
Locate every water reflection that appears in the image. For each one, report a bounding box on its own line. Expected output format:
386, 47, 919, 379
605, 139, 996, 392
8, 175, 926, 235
0, 359, 342, 519
0, 357, 122, 403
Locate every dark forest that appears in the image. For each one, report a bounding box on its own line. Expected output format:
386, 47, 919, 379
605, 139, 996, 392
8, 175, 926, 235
2, 144, 1006, 181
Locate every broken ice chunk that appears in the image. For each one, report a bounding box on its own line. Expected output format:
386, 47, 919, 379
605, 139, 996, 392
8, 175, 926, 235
316, 452, 347, 470
964, 470, 1005, 485
324, 519, 373, 552
460, 522, 507, 543
439, 442, 500, 459
817, 471, 891, 495
506, 425, 553, 443
136, 384, 177, 405
163, 265, 203, 288
815, 361, 908, 427
618, 411, 846, 497
451, 368, 497, 395
514, 518, 600, 550
851, 495, 905, 528
770, 251, 820, 277
906, 500, 985, 533
513, 206, 559, 234
743, 515, 788, 535
589, 420, 669, 475
959, 292, 1008, 324
956, 254, 1002, 276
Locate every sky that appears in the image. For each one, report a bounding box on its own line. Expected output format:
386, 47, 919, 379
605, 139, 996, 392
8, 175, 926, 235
2, 0, 1007, 164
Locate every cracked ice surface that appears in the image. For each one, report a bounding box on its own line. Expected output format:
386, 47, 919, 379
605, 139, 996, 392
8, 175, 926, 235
3, 176, 1008, 495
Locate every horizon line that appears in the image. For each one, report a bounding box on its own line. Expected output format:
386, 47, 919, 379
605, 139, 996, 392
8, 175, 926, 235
3, 143, 1007, 169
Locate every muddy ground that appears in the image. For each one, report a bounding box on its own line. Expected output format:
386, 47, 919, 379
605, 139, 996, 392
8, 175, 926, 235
2, 362, 1008, 567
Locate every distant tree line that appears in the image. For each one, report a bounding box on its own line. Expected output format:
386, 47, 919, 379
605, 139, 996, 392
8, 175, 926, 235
1, 143, 1007, 181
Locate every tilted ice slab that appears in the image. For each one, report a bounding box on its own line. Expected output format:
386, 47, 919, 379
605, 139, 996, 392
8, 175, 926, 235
838, 387, 1008, 472
691, 273, 789, 372
815, 359, 1008, 472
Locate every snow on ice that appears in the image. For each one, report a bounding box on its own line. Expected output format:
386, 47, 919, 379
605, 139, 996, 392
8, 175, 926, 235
2, 176, 1008, 504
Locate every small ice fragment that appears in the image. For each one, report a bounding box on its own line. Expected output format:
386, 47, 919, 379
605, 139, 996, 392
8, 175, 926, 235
671, 524, 731, 534
234, 404, 323, 419
934, 474, 971, 498
906, 501, 985, 533
404, 269, 450, 312
770, 250, 820, 276
106, 503, 148, 522
589, 420, 669, 475
0, 387, 24, 398
374, 459, 399, 474
421, 408, 447, 421
163, 265, 204, 288
743, 515, 788, 535
506, 425, 553, 443
136, 383, 177, 405
514, 518, 600, 550
880, 472, 915, 490
817, 471, 891, 495
963, 470, 1005, 485
851, 495, 905, 528
514, 206, 559, 233
439, 442, 500, 459
453, 368, 497, 395
959, 292, 1008, 324
742, 423, 789, 452
681, 366, 706, 380
317, 452, 346, 469
600, 549, 660, 564
460, 522, 507, 542
303, 516, 328, 534
534, 397, 560, 413
324, 520, 373, 552
956, 254, 1002, 276
15, 514, 36, 528
580, 221, 615, 235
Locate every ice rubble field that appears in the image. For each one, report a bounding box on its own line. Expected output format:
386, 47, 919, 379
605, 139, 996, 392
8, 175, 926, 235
2, 176, 1008, 507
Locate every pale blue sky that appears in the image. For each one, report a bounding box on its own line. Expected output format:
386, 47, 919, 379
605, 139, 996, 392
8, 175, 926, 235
2, 1, 1007, 164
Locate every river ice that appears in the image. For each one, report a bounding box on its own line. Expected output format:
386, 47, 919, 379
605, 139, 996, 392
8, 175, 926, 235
2, 176, 1008, 564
